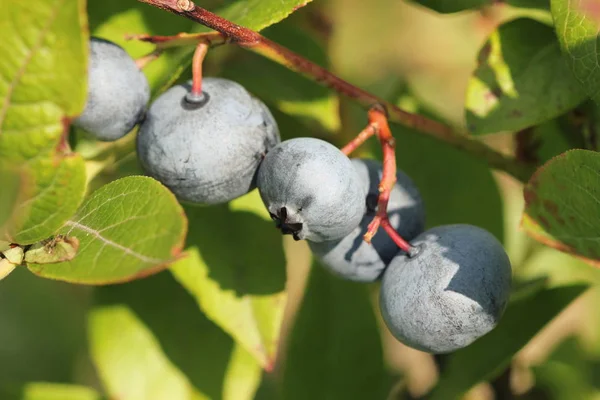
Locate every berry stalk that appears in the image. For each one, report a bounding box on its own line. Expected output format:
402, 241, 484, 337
135, 0, 535, 183
135, 49, 163, 69
340, 106, 414, 253
341, 124, 376, 156
357, 107, 413, 254
191, 41, 209, 96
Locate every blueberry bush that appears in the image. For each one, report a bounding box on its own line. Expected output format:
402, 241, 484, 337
1, 0, 600, 398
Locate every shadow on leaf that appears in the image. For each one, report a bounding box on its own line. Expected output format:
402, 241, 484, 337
184, 204, 286, 297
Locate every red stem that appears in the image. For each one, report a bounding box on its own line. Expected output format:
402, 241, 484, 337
381, 220, 413, 254
341, 124, 376, 156
135, 49, 163, 69
345, 107, 413, 254
191, 42, 209, 96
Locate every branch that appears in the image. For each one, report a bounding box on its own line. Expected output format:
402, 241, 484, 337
136, 0, 535, 183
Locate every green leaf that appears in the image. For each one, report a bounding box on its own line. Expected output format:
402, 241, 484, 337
429, 284, 588, 399
6, 153, 87, 245
411, 0, 548, 13
509, 0, 549, 8
0, 383, 102, 400
0, 0, 88, 136
171, 200, 286, 370
89, 271, 261, 400
465, 18, 586, 134
411, 0, 489, 13
282, 263, 388, 400
0, 0, 88, 244
26, 176, 187, 284
0, 167, 20, 236
221, 22, 339, 134
222, 345, 263, 400
90, 306, 201, 400
552, 0, 600, 105
522, 149, 600, 267
209, 0, 314, 32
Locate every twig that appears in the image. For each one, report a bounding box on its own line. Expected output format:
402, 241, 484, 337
127, 31, 226, 49
135, 0, 535, 183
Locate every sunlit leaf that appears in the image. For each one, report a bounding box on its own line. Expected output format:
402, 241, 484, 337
552, 0, 600, 105
89, 271, 261, 400
0, 0, 88, 244
466, 18, 586, 134
27, 176, 187, 284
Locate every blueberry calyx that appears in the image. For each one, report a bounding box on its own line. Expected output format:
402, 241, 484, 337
270, 207, 303, 241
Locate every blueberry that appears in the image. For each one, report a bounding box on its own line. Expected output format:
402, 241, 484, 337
74, 37, 150, 141
309, 158, 425, 282
136, 78, 280, 205
380, 224, 512, 353
256, 138, 366, 242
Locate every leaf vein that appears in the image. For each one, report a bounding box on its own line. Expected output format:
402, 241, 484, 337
65, 220, 164, 264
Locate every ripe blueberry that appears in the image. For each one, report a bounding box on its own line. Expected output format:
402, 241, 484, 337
256, 138, 366, 242
380, 224, 512, 353
309, 158, 425, 282
74, 37, 150, 141
136, 78, 280, 204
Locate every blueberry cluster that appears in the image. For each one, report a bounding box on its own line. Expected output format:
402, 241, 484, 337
259, 139, 512, 354
76, 37, 512, 354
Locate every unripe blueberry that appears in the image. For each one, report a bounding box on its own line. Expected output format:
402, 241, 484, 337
309, 158, 425, 282
136, 78, 280, 204
380, 224, 512, 353
256, 138, 366, 242
74, 37, 150, 141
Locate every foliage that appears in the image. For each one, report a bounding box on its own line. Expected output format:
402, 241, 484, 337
2, 0, 600, 398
